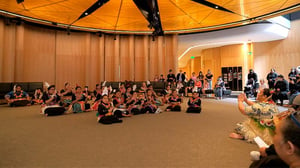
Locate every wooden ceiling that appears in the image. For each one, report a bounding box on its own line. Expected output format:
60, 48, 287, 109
0, 0, 299, 34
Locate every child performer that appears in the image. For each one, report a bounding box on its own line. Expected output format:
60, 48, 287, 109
145, 89, 161, 113
71, 86, 91, 113
32, 88, 43, 104
166, 90, 182, 112
97, 95, 122, 124
113, 90, 131, 117
126, 91, 143, 115
41, 85, 66, 116
186, 92, 202, 113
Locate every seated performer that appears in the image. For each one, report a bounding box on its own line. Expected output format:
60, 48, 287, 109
186, 92, 202, 113
32, 88, 43, 104
71, 86, 91, 113
161, 85, 172, 105
126, 91, 144, 115
145, 89, 161, 113
139, 82, 147, 93
166, 90, 182, 112
60, 82, 73, 107
113, 90, 131, 117
5, 84, 31, 107
97, 95, 122, 124
147, 84, 162, 106
229, 89, 280, 145
41, 85, 65, 116
124, 87, 133, 103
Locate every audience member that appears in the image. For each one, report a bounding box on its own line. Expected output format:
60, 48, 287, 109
267, 68, 278, 89
272, 74, 289, 106
205, 69, 213, 90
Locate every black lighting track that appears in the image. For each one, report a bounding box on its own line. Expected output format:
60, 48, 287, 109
133, 0, 164, 36
191, 0, 234, 13
68, 0, 109, 28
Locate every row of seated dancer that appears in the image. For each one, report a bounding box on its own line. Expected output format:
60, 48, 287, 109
4, 83, 202, 125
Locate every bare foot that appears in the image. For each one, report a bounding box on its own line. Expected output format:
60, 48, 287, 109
229, 133, 244, 139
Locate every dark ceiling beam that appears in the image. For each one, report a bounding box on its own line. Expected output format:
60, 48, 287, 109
191, 0, 234, 13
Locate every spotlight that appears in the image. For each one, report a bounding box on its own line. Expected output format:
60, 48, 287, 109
67, 28, 71, 35
16, 0, 24, 4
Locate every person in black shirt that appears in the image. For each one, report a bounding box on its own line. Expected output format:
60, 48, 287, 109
288, 67, 298, 83
167, 69, 176, 83
176, 69, 185, 83
266, 68, 278, 89
288, 75, 300, 106
272, 75, 289, 106
97, 95, 122, 124
248, 69, 258, 83
205, 69, 213, 90
198, 71, 205, 87
185, 78, 195, 97
186, 92, 201, 113
166, 90, 182, 111
41, 85, 65, 116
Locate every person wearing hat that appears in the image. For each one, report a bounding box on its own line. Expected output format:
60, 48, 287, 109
272, 75, 289, 106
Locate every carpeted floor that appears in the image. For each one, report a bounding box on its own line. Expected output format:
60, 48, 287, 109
0, 97, 259, 168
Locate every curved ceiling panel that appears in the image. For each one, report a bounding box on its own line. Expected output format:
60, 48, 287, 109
0, 0, 299, 34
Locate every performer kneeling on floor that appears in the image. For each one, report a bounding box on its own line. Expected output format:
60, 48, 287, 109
187, 91, 202, 113
41, 85, 66, 116
5, 84, 31, 107
97, 95, 122, 124
166, 90, 182, 111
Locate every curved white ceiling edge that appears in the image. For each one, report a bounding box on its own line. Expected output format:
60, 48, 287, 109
178, 20, 290, 68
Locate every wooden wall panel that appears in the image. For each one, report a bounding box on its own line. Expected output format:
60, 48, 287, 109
104, 34, 115, 81
1, 23, 16, 82
0, 19, 4, 81
134, 36, 148, 81
22, 25, 56, 84
119, 35, 130, 81
149, 36, 159, 80
55, 31, 87, 88
88, 34, 101, 86
254, 19, 300, 80
0, 18, 178, 88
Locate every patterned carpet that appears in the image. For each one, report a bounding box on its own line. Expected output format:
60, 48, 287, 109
0, 97, 258, 168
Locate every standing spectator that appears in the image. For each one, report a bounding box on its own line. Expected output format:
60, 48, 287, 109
288, 67, 298, 83
159, 74, 165, 82
272, 75, 289, 106
191, 72, 197, 81
287, 75, 300, 106
248, 69, 258, 83
198, 71, 205, 87
176, 69, 186, 83
205, 69, 213, 90
167, 69, 176, 83
267, 68, 278, 89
